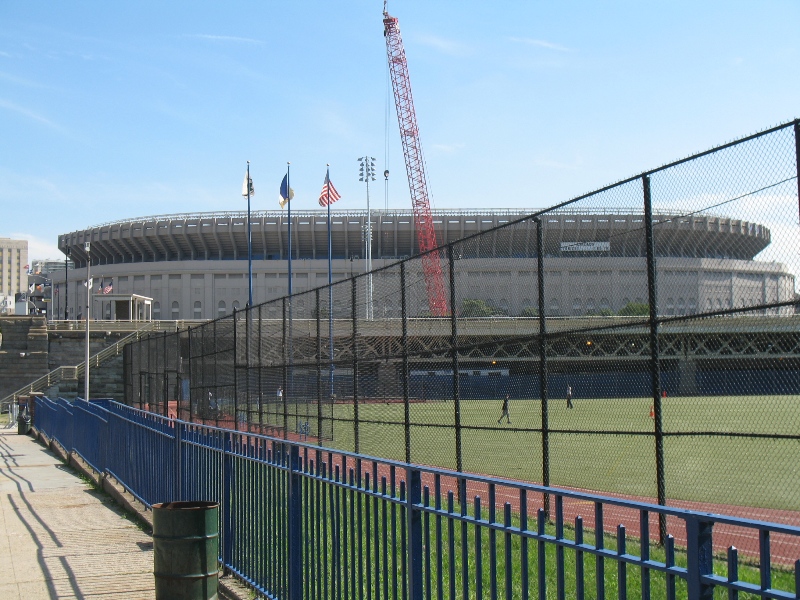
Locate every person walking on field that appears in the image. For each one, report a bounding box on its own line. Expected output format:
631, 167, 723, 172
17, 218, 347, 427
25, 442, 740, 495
566, 385, 574, 409
277, 386, 283, 403
498, 394, 511, 424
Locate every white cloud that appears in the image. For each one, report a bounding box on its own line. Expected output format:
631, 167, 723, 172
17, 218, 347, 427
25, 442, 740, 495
8, 232, 61, 261
185, 34, 264, 45
415, 34, 469, 57
509, 37, 573, 52
531, 157, 582, 170
431, 142, 465, 153
0, 98, 60, 129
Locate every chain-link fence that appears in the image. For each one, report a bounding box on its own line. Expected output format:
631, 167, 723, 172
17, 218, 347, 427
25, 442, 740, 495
123, 119, 800, 541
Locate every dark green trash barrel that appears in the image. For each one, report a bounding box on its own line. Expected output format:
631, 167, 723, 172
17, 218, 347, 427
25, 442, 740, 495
152, 501, 219, 600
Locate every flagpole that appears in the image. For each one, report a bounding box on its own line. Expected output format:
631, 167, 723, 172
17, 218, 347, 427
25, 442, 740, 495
287, 163, 292, 298
327, 165, 334, 400
247, 161, 253, 308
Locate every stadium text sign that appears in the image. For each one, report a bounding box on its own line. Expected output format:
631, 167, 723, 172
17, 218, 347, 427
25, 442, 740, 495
560, 241, 611, 252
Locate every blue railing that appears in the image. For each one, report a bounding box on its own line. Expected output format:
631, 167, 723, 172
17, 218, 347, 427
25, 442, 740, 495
35, 396, 800, 600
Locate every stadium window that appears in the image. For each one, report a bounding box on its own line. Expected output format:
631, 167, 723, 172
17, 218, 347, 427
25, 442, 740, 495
171, 301, 179, 319
688, 298, 697, 314
194, 301, 202, 319
666, 298, 675, 315
599, 298, 610, 312
232, 300, 240, 311
572, 298, 582, 315
586, 298, 595, 313
677, 298, 686, 315
549, 299, 559, 315
218, 301, 226, 317
153, 302, 161, 320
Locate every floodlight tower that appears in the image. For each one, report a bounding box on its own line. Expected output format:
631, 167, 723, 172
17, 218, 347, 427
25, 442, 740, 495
359, 156, 376, 320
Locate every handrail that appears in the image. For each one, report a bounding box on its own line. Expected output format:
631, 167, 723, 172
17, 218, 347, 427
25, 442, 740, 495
0, 321, 159, 410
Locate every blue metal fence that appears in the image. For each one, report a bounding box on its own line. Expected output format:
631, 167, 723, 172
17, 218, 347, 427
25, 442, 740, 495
35, 396, 800, 599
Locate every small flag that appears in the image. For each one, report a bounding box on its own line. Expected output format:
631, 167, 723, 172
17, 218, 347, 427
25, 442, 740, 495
84, 277, 93, 288
242, 172, 255, 197
318, 173, 341, 207
279, 174, 294, 208
103, 281, 113, 294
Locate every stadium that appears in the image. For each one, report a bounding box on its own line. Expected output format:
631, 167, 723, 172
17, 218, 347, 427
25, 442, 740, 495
53, 207, 794, 321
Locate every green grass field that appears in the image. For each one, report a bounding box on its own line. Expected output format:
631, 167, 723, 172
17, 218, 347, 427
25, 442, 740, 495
311, 395, 800, 511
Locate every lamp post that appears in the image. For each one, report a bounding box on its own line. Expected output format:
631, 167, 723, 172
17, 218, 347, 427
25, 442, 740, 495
358, 156, 376, 320
84, 242, 91, 401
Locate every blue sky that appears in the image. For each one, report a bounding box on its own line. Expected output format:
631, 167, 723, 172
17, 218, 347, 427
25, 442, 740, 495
1, 0, 798, 260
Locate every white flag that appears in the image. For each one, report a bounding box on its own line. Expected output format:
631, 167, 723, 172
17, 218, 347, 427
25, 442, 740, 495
242, 172, 255, 197
84, 277, 93, 288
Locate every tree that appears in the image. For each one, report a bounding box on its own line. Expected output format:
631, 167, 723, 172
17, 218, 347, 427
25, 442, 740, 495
617, 302, 650, 316
519, 306, 539, 318
460, 299, 501, 317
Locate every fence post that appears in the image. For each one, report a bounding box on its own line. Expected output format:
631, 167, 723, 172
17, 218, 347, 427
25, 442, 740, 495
448, 245, 463, 475
685, 517, 714, 599
401, 262, 411, 463
407, 466, 423, 600
288, 444, 303, 600
163, 331, 168, 418
222, 431, 233, 569
187, 326, 193, 422
643, 174, 667, 544
282, 298, 288, 439
233, 307, 239, 431
174, 420, 182, 502
534, 217, 550, 517
316, 289, 323, 443
352, 277, 360, 454
213, 321, 219, 428
795, 120, 800, 224
258, 305, 263, 432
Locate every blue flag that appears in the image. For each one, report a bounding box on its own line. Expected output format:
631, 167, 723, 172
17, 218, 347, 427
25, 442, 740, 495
279, 174, 294, 208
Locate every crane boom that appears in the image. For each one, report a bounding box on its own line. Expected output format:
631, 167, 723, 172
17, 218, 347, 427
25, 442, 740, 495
383, 8, 449, 317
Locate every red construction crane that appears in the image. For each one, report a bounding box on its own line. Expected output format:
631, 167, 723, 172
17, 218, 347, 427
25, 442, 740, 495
383, 5, 449, 317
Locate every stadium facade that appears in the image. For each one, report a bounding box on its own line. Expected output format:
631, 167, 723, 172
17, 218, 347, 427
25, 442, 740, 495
52, 208, 794, 321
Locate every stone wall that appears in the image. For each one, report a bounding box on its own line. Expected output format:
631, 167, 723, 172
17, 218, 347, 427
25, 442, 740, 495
0, 317, 129, 402
0, 317, 49, 400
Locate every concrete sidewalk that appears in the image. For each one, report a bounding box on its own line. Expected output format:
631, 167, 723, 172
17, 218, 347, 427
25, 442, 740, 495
0, 426, 156, 599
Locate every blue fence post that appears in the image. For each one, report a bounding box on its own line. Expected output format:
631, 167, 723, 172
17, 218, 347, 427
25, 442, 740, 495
288, 444, 302, 600
222, 432, 233, 570
174, 420, 182, 502
407, 466, 423, 600
685, 516, 714, 599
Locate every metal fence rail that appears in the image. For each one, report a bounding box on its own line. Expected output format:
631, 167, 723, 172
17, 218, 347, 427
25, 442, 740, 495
122, 119, 800, 552
34, 397, 800, 600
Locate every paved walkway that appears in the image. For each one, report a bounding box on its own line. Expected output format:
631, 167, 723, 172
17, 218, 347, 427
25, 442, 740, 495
0, 427, 155, 599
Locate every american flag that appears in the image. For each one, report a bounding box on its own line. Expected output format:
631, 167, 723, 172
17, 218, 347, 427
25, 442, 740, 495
103, 281, 113, 294
318, 173, 341, 207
